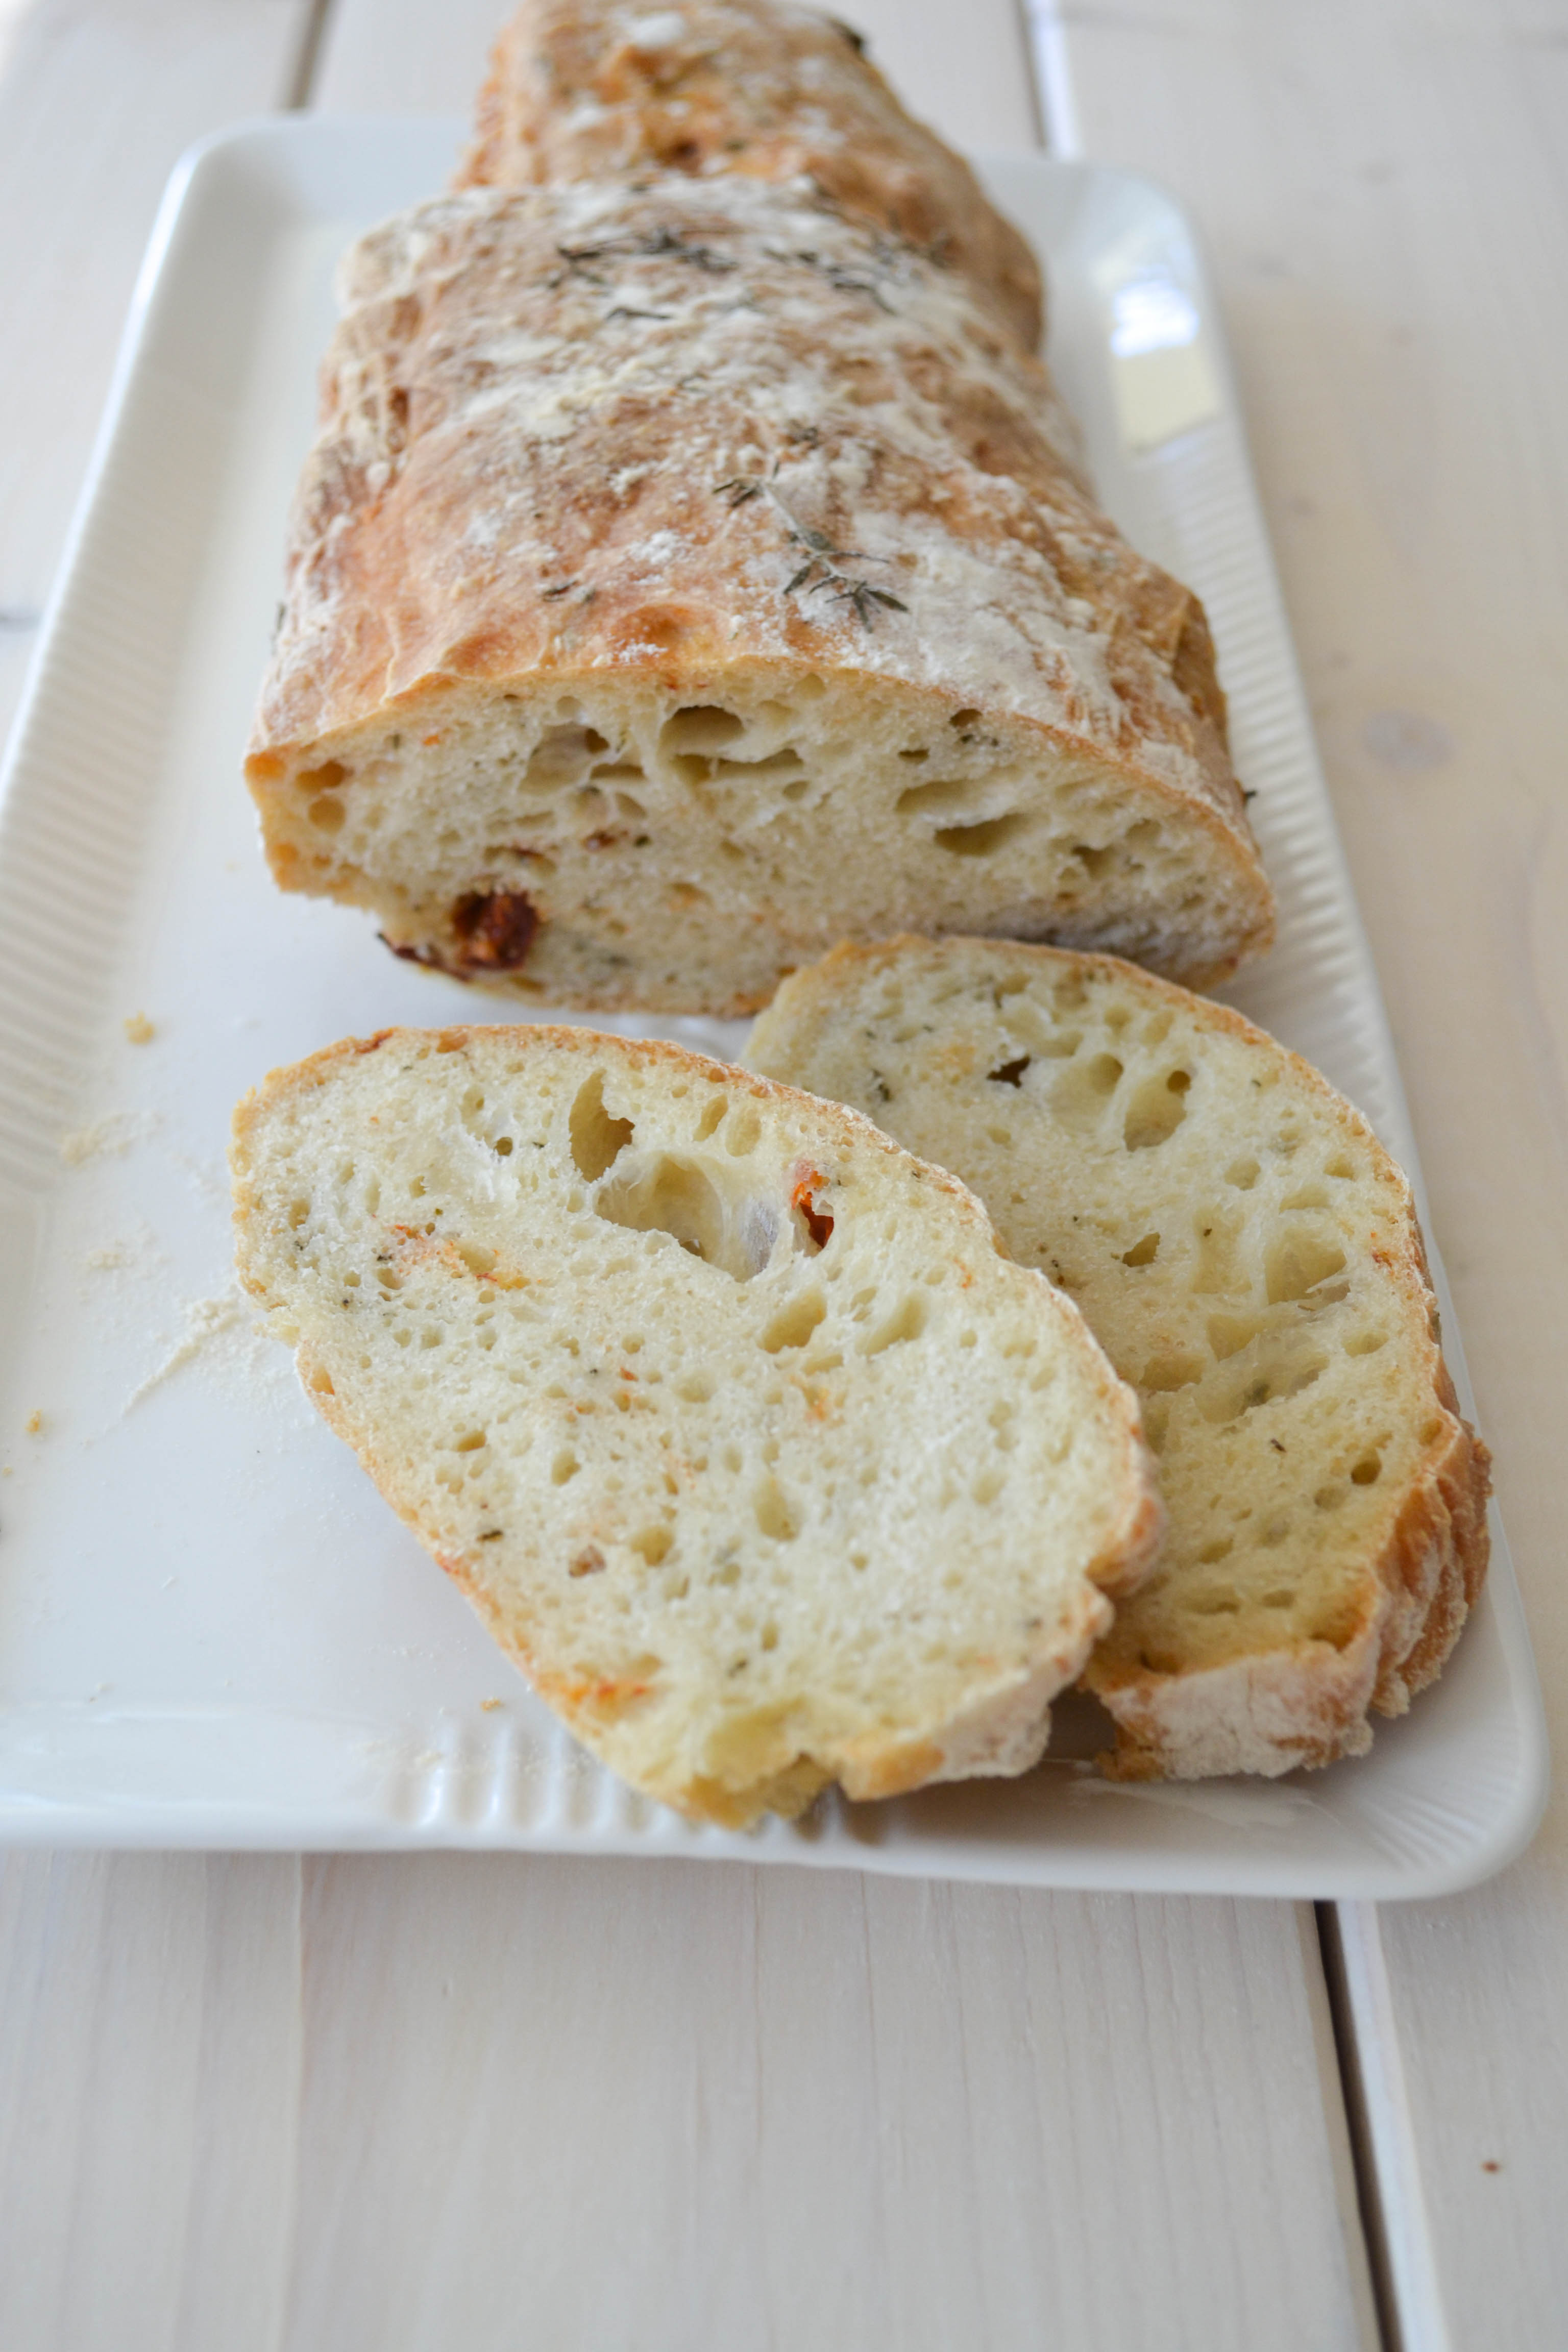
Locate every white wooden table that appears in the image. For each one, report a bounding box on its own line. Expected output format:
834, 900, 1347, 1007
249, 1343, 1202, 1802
0, 3, 1562, 2343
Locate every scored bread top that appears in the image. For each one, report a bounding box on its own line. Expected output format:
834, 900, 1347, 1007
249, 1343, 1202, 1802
747, 937, 1491, 1779
230, 1024, 1162, 1824
457, 0, 1044, 348
247, 177, 1272, 994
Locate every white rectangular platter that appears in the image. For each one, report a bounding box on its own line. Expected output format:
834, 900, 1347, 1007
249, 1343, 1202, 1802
0, 119, 1546, 1893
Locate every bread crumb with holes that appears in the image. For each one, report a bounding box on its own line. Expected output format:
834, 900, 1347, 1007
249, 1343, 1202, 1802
749, 935, 1490, 1780
230, 1022, 1162, 1824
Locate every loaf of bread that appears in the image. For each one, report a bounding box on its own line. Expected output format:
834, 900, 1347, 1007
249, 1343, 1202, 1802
230, 1023, 1162, 1824
457, 0, 1044, 348
747, 937, 1490, 1779
247, 175, 1272, 1012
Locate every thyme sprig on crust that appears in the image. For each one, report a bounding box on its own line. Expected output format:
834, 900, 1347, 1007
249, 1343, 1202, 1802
712, 467, 908, 627
551, 225, 739, 291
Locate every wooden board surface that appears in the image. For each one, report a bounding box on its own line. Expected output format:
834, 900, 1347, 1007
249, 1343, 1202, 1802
0, 1847, 1376, 2352
0, 0, 1562, 2343
1034, 0, 1568, 2337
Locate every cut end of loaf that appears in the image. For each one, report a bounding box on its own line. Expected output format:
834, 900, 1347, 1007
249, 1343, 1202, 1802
230, 1023, 1160, 1823
249, 666, 1271, 1015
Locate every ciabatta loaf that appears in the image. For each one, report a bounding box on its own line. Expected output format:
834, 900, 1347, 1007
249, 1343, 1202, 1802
248, 178, 1272, 1011
458, 0, 1044, 349
748, 938, 1490, 1779
230, 1024, 1161, 1824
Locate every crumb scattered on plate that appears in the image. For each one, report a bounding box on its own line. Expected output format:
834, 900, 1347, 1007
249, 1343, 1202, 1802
24, 1410, 43, 1436
60, 1110, 158, 1164
126, 1287, 249, 1409
124, 1012, 155, 1044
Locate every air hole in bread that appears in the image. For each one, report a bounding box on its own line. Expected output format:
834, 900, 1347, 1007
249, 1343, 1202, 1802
895, 776, 981, 817
1122, 1067, 1191, 1150
1350, 1453, 1383, 1485
1191, 1210, 1244, 1295
298, 759, 348, 791
713, 750, 803, 779
660, 705, 745, 758
630, 1526, 673, 1565
934, 813, 1030, 857
860, 1294, 928, 1356
1120, 1232, 1160, 1267
1052, 1051, 1123, 1129
1073, 843, 1113, 876
1142, 1348, 1203, 1392
1344, 1327, 1386, 1357
753, 1475, 800, 1541
596, 1153, 778, 1280
527, 723, 609, 784
693, 1096, 727, 1142
1197, 1336, 1328, 1424
1265, 1231, 1348, 1305
1281, 1184, 1331, 1211
1206, 1310, 1264, 1362
1224, 1157, 1260, 1190
725, 1106, 762, 1156
761, 1290, 827, 1353
308, 795, 346, 832
988, 1055, 1031, 1087
949, 706, 983, 732
569, 1072, 636, 1181
551, 1448, 580, 1485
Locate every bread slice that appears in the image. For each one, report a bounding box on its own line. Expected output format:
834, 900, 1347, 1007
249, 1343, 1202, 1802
247, 175, 1272, 1015
457, 0, 1045, 349
230, 1024, 1161, 1824
747, 937, 1491, 1778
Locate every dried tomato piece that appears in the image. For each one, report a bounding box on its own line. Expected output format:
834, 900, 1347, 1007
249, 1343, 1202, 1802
791, 1168, 834, 1250
451, 889, 539, 970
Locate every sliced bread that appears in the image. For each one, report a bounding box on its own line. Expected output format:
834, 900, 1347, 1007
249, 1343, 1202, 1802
457, 0, 1045, 349
747, 937, 1491, 1778
230, 1024, 1161, 1823
247, 175, 1272, 1014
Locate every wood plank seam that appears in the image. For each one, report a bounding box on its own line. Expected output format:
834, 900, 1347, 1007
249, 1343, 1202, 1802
1017, 0, 1083, 158
1329, 1904, 1458, 2352
1316, 1903, 1403, 2352
285, 0, 337, 110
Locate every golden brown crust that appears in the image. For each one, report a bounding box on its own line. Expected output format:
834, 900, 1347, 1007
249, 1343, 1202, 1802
457, 0, 1044, 348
